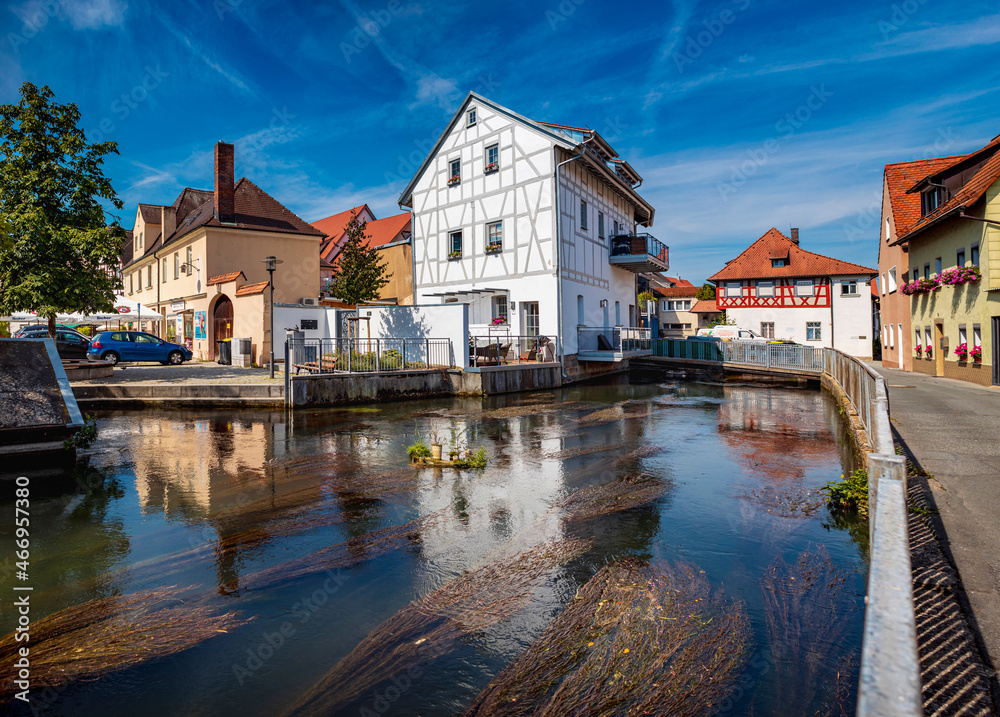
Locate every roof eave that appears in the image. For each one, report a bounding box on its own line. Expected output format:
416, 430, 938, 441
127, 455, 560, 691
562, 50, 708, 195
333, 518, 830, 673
892, 205, 964, 245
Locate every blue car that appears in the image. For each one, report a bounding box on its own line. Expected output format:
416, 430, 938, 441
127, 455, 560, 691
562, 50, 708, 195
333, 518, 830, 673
87, 331, 193, 366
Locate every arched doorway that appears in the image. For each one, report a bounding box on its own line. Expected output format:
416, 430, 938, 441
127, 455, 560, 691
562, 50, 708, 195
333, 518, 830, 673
214, 295, 233, 343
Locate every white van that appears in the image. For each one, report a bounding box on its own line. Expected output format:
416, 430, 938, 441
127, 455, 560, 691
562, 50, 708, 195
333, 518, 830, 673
696, 326, 764, 341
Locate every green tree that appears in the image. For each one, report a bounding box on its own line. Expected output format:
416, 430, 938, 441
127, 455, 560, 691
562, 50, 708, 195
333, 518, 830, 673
330, 216, 390, 305
0, 83, 124, 336
695, 283, 716, 301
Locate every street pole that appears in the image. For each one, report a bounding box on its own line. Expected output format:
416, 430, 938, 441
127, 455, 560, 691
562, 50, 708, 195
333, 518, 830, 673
262, 256, 283, 379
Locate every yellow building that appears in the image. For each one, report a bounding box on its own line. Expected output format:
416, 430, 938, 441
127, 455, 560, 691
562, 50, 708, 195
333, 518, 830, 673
890, 134, 1000, 386
121, 142, 323, 363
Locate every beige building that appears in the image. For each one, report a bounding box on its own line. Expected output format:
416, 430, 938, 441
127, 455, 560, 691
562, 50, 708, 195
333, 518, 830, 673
653, 278, 700, 337
121, 142, 323, 364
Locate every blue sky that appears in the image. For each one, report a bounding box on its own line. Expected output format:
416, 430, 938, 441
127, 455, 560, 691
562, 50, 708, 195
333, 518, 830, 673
2, 0, 999, 284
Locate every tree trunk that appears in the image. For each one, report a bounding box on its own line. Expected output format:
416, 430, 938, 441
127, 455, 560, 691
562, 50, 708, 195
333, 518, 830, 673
48, 314, 56, 338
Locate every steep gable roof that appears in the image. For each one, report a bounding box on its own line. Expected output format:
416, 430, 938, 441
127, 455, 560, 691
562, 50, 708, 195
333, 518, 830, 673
662, 276, 695, 288
313, 205, 373, 262
709, 228, 876, 281
896, 147, 1000, 243
884, 155, 967, 238
138, 204, 162, 223
367, 213, 411, 248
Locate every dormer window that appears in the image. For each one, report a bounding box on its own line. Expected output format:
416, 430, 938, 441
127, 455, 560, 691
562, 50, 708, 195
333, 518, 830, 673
772, 258, 786, 268
921, 186, 948, 216
467, 108, 477, 127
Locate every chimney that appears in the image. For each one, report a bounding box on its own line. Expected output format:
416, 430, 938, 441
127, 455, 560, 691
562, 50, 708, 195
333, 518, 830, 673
160, 205, 176, 241
214, 141, 235, 224
790, 227, 799, 245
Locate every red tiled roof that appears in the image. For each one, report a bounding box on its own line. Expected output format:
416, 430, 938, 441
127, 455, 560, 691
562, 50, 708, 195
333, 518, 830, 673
884, 155, 964, 238
235, 281, 269, 296
207, 271, 245, 285
709, 228, 877, 281
898, 146, 1000, 242
690, 299, 719, 313
662, 276, 695, 288
367, 213, 411, 249
313, 205, 373, 262
654, 285, 699, 298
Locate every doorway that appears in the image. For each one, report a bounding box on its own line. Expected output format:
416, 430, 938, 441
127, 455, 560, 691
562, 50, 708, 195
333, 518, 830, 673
522, 302, 539, 337
934, 322, 944, 377
214, 295, 234, 343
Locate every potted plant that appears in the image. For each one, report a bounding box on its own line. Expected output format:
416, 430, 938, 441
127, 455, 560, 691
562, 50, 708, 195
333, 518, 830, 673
914, 344, 922, 358
971, 344, 982, 363
954, 342, 969, 362
428, 431, 443, 460
491, 315, 507, 326
448, 250, 462, 260
484, 162, 499, 173
925, 344, 933, 359
448, 174, 461, 186
486, 241, 503, 254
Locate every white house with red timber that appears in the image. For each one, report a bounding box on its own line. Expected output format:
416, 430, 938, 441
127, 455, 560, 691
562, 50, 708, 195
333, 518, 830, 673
709, 228, 877, 357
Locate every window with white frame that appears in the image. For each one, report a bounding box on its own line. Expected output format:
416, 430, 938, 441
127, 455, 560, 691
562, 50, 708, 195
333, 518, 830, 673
888, 323, 894, 349
467, 108, 477, 126
756, 280, 774, 297
485, 143, 498, 170
959, 324, 967, 345
771, 258, 786, 268
795, 279, 814, 296
806, 322, 822, 341
761, 322, 775, 339
449, 231, 463, 257
914, 329, 920, 348
973, 324, 982, 347
880, 274, 885, 296
492, 295, 507, 322
925, 327, 932, 352
580, 200, 587, 230
887, 267, 897, 292
146, 265, 152, 288
129, 273, 133, 293
726, 282, 742, 298
162, 258, 167, 283
885, 217, 891, 241
449, 159, 461, 183
486, 221, 502, 252
186, 247, 193, 273
173, 252, 179, 279
841, 279, 857, 295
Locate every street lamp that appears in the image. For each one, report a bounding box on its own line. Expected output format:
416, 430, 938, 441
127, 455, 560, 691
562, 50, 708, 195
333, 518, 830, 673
262, 256, 283, 378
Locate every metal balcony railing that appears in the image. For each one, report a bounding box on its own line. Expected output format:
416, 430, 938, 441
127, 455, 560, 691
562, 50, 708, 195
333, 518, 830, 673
608, 234, 669, 272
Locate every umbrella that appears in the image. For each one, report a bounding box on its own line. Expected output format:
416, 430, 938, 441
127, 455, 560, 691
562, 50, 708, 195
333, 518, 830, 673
2, 295, 163, 324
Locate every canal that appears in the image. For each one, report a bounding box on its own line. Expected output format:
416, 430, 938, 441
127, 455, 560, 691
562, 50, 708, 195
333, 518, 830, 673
0, 378, 867, 716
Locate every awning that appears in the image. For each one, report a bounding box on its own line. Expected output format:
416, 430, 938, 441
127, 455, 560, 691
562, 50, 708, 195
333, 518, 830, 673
2, 294, 163, 323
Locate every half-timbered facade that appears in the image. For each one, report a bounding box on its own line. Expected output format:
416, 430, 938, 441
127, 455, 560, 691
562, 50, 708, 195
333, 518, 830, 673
710, 228, 876, 356
398, 92, 660, 365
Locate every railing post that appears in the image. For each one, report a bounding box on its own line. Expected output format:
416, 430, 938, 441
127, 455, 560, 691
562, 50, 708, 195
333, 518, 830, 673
425, 338, 429, 368
284, 338, 291, 406
375, 338, 381, 372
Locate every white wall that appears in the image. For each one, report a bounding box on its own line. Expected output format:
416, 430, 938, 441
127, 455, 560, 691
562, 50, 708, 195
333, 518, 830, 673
831, 275, 874, 357
361, 304, 470, 368
274, 304, 329, 339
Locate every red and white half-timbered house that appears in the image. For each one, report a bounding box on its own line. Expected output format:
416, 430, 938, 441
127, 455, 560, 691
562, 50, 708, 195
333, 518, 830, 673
710, 228, 877, 357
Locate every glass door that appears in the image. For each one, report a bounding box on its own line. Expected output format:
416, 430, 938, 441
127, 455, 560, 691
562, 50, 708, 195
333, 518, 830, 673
522, 302, 539, 337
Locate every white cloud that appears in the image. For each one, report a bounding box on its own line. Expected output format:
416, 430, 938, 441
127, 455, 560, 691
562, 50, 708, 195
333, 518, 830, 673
61, 0, 127, 29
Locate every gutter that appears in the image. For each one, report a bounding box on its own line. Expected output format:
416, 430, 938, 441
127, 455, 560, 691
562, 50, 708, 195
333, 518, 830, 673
553, 145, 588, 380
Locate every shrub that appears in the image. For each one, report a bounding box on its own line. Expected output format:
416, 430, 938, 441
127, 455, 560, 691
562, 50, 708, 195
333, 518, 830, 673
822, 469, 868, 519
407, 439, 432, 460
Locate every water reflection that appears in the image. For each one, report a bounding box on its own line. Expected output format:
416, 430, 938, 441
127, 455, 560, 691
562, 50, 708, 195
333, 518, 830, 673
0, 381, 867, 717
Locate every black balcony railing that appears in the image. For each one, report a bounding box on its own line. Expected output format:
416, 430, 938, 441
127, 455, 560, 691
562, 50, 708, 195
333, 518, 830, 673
608, 234, 669, 272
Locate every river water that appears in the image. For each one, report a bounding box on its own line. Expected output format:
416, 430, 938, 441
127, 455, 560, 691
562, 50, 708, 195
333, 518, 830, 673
1, 378, 867, 716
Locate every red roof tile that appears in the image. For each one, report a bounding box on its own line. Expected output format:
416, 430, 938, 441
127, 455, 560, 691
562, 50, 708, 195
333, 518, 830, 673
235, 281, 269, 296
207, 271, 245, 285
898, 146, 1000, 242
654, 285, 699, 298
709, 228, 877, 281
690, 299, 719, 313
367, 213, 411, 248
884, 155, 964, 238
313, 205, 374, 262
662, 276, 695, 288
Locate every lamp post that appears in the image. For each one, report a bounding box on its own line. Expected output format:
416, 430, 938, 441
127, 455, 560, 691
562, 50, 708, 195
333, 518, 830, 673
262, 256, 283, 378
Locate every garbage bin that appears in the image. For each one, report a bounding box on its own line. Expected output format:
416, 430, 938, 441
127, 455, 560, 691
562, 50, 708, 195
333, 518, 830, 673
217, 339, 232, 365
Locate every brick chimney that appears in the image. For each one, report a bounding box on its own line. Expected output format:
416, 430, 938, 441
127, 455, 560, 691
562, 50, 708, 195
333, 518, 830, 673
790, 227, 799, 245
214, 141, 235, 224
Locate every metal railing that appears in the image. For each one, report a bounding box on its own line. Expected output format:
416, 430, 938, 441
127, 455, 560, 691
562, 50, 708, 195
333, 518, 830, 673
577, 326, 651, 352
286, 337, 454, 374
647, 337, 919, 716
468, 334, 558, 367
609, 233, 669, 263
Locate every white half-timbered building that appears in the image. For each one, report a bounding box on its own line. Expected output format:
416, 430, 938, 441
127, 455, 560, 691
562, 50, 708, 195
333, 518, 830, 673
398, 93, 663, 369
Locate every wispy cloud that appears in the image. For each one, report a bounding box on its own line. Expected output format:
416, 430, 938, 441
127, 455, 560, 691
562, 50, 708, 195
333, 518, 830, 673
154, 11, 258, 99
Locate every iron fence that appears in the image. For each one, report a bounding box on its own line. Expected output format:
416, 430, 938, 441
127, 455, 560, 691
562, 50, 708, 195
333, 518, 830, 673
468, 334, 558, 367
577, 326, 651, 352
287, 337, 454, 374
652, 337, 723, 361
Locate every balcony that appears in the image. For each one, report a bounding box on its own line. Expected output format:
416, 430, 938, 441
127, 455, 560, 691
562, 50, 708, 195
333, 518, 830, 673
609, 234, 669, 273
576, 326, 651, 362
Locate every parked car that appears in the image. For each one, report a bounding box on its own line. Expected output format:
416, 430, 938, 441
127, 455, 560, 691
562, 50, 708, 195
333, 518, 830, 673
87, 331, 193, 365
19, 328, 92, 359
13, 323, 75, 338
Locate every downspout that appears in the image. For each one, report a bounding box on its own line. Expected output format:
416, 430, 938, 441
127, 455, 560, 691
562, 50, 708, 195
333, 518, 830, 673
830, 278, 835, 351
553, 145, 588, 380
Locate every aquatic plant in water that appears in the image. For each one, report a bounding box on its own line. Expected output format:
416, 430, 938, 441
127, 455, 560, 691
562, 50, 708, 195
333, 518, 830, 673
463, 558, 751, 716
281, 537, 593, 716
822, 468, 868, 519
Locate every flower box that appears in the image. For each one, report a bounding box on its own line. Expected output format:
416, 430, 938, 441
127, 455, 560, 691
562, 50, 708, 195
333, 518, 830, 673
490, 316, 507, 326
447, 250, 462, 260
447, 175, 461, 186
484, 163, 499, 173
954, 342, 969, 362
939, 265, 981, 286
914, 344, 922, 357
485, 242, 503, 254
900, 276, 941, 296
971, 345, 983, 363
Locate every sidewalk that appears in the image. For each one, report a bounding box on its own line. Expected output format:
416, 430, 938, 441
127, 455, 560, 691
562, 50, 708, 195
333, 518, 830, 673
69, 361, 284, 385
873, 364, 1000, 680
